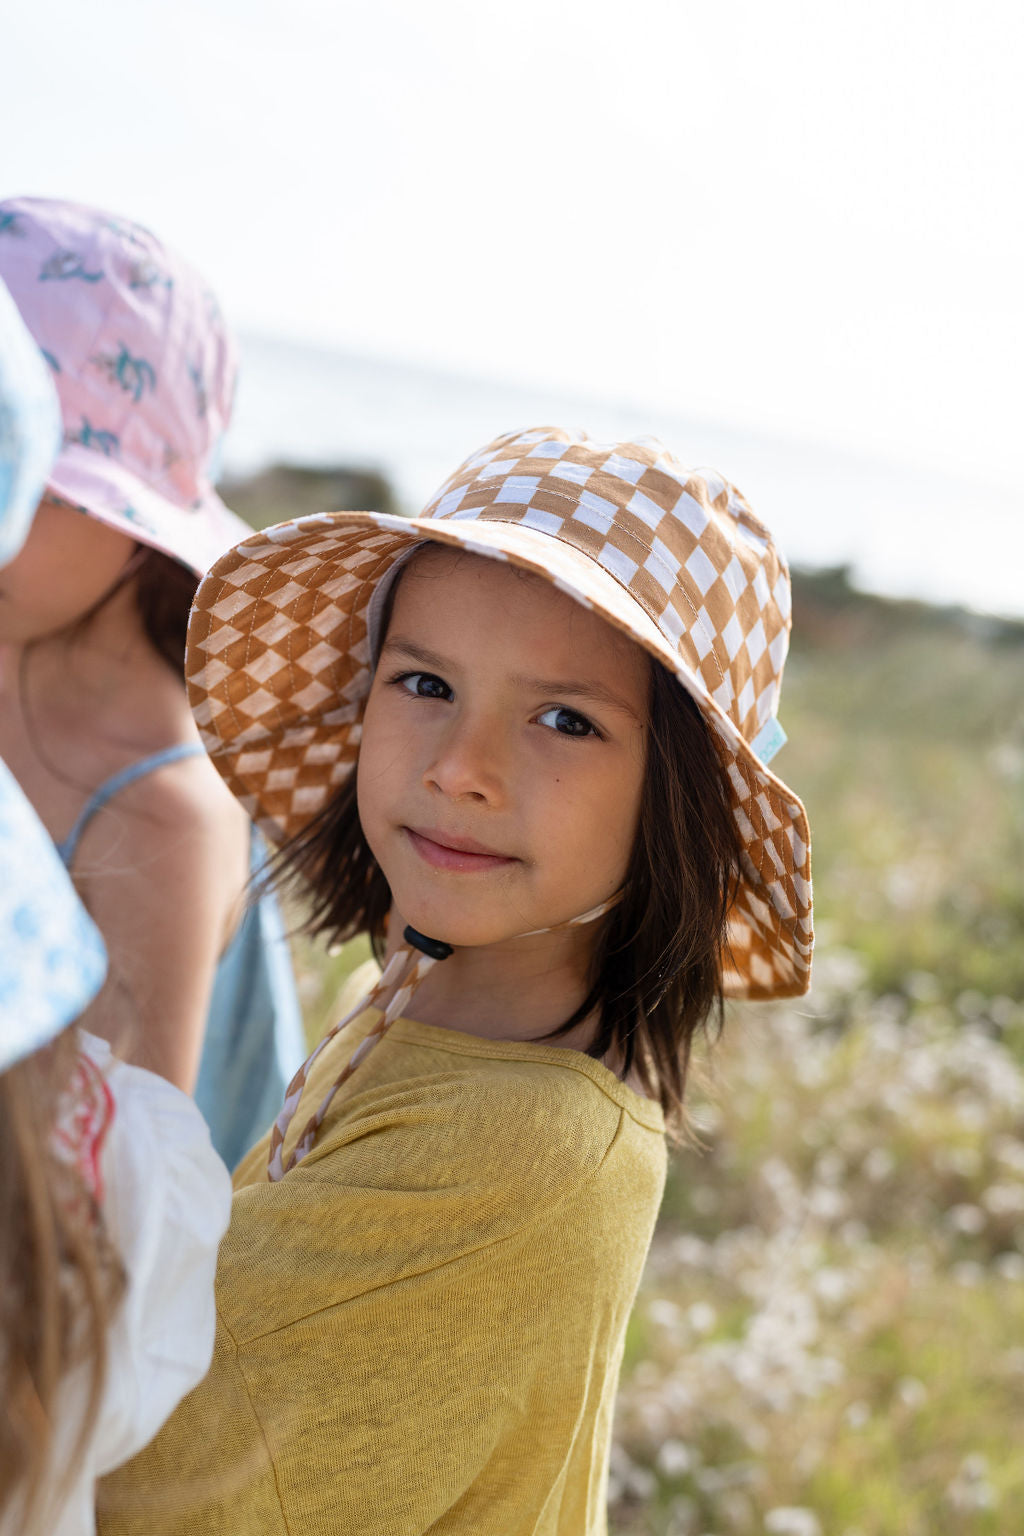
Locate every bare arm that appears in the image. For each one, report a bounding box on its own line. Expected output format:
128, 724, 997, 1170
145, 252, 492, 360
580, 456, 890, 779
74, 757, 251, 1091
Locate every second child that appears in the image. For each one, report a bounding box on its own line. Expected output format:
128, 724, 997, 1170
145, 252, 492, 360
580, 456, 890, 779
0, 198, 304, 1167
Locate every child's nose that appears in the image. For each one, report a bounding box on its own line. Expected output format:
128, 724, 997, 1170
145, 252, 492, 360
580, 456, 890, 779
424, 710, 508, 805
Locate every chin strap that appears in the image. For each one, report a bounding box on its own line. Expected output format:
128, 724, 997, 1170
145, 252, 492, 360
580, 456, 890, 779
267, 896, 620, 1182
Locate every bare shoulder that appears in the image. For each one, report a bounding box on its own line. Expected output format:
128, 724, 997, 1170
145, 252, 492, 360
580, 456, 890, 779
127, 748, 248, 843
75, 745, 250, 911
71, 749, 254, 1086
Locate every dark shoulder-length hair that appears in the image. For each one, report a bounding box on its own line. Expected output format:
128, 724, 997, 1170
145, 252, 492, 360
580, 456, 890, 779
133, 546, 199, 675
269, 652, 742, 1137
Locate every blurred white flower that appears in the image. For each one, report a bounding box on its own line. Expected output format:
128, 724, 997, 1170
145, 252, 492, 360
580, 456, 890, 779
982, 1182, 1024, 1216
807, 1184, 849, 1223
885, 865, 924, 910
862, 1146, 895, 1182
905, 969, 941, 1003
936, 1144, 982, 1178
947, 1203, 985, 1235
813, 1266, 855, 1307
994, 1252, 1024, 1281
764, 1506, 823, 1536
952, 1097, 987, 1131
989, 741, 1024, 781
989, 995, 1020, 1029
994, 1136, 1024, 1173
946, 1452, 998, 1512
623, 1462, 658, 1499
896, 1376, 927, 1409
670, 1234, 710, 1267
656, 1438, 695, 1478
687, 1302, 717, 1336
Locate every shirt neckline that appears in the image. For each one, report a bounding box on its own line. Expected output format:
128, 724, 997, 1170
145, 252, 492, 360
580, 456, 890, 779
357, 1007, 666, 1132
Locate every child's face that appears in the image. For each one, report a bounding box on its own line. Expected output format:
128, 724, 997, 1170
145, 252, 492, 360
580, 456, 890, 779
0, 499, 137, 643
358, 547, 648, 951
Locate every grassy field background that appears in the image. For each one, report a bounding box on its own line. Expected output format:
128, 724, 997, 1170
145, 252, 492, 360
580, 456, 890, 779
607, 575, 1024, 1536
237, 469, 1024, 1535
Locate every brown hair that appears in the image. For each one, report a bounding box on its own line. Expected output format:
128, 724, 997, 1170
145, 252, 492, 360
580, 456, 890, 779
132, 546, 199, 677
270, 653, 741, 1136
0, 1031, 125, 1532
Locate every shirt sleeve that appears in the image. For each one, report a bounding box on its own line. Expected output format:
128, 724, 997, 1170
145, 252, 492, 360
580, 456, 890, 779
98, 1069, 627, 1536
86, 1037, 233, 1474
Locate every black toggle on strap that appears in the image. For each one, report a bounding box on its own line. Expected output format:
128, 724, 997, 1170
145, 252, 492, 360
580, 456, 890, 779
403, 926, 454, 961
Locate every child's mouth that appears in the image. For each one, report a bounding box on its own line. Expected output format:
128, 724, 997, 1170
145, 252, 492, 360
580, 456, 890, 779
404, 827, 517, 874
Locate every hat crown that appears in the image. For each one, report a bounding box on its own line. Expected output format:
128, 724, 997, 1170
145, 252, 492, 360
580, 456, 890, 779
0, 197, 236, 513
421, 426, 792, 749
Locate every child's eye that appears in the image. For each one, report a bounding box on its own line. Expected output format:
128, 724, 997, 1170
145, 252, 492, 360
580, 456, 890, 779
536, 706, 598, 738
397, 671, 453, 701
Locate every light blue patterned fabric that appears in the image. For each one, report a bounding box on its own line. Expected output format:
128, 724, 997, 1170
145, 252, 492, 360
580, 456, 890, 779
0, 276, 61, 565
194, 832, 306, 1169
0, 761, 107, 1068
0, 273, 107, 1067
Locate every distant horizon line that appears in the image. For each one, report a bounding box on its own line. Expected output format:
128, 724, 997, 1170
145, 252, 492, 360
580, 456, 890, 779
236, 326, 1014, 501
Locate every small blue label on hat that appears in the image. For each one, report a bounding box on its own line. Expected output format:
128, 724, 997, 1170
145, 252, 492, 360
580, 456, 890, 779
751, 716, 787, 764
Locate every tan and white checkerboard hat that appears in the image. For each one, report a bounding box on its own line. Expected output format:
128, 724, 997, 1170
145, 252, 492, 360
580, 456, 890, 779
187, 425, 813, 1000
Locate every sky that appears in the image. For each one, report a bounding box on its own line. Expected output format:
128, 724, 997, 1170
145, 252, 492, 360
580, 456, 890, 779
4, 0, 1022, 598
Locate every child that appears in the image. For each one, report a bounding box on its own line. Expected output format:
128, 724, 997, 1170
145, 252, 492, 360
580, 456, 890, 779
0, 274, 231, 1536
0, 197, 304, 1168
98, 426, 813, 1534
0, 787, 232, 1536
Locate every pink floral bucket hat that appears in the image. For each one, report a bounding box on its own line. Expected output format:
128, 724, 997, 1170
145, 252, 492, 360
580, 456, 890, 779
0, 196, 251, 575
187, 426, 814, 1019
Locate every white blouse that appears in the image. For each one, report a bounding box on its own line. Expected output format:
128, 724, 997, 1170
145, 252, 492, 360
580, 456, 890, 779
7, 1033, 232, 1536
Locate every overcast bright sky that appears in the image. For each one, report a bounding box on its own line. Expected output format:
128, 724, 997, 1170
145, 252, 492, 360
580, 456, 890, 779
4, 0, 1022, 498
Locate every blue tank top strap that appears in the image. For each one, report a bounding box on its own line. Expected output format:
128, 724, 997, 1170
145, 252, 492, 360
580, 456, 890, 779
56, 742, 206, 869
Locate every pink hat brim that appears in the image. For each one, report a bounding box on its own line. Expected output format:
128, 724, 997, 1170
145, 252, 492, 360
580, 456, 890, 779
46, 442, 253, 577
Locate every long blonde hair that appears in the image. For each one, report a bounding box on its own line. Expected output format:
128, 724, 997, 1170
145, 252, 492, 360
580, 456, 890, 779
0, 1029, 125, 1532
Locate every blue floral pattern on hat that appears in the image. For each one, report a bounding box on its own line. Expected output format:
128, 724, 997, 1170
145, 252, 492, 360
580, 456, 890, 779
0, 764, 108, 1068
68, 416, 120, 457
91, 342, 157, 403
0, 273, 107, 1060
40, 249, 104, 283
0, 276, 61, 564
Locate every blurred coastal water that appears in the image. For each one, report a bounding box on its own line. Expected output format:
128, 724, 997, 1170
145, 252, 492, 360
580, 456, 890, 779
227, 333, 1023, 620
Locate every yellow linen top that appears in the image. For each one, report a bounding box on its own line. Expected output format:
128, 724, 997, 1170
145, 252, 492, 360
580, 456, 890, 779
98, 976, 666, 1536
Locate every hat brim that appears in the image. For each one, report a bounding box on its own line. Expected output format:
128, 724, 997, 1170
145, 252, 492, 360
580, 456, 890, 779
0, 763, 107, 1067
187, 511, 813, 1001
47, 442, 254, 577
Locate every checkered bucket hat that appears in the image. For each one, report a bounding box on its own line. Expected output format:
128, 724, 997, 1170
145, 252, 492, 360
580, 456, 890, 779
188, 425, 813, 1009
0, 196, 251, 575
